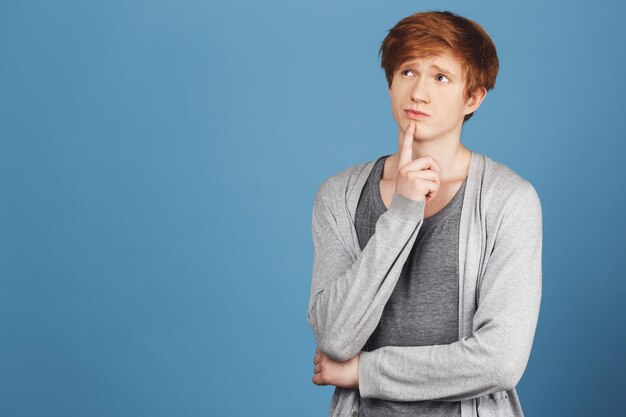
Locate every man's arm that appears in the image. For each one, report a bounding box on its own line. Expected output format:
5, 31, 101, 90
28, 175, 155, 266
307, 181, 425, 362
358, 182, 542, 402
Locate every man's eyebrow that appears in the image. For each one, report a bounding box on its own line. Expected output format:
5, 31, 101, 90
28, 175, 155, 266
431, 64, 455, 76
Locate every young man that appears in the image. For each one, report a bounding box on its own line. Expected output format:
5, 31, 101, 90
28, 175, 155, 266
307, 10, 542, 417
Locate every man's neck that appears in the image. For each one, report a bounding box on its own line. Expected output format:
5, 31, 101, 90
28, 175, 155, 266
384, 129, 471, 183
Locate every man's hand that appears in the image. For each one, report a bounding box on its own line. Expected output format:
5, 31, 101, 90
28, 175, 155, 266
312, 346, 360, 389
395, 121, 440, 204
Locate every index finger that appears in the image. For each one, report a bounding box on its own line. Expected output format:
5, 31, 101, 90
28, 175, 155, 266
398, 121, 415, 169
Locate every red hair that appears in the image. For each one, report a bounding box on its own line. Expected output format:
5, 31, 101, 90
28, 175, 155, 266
379, 10, 499, 123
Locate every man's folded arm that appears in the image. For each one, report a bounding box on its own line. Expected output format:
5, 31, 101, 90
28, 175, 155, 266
307, 181, 425, 362
358, 183, 542, 402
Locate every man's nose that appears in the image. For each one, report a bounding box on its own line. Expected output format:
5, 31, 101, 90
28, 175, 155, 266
410, 77, 430, 103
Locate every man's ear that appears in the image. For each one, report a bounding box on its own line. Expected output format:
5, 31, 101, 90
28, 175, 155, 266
464, 87, 487, 115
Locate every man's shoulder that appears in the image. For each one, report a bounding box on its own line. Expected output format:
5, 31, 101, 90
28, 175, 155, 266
314, 159, 374, 205
481, 153, 541, 211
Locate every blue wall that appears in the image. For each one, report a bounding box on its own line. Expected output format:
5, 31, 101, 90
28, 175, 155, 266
1, 0, 624, 416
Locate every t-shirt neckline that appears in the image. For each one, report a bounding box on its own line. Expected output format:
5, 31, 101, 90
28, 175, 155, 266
373, 154, 467, 226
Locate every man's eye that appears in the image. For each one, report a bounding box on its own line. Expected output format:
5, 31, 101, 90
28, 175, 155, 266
436, 74, 450, 82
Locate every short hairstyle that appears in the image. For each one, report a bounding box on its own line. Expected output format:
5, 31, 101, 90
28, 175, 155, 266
379, 10, 499, 123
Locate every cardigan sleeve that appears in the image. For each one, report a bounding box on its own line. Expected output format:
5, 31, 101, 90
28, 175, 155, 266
307, 181, 425, 362
358, 181, 543, 402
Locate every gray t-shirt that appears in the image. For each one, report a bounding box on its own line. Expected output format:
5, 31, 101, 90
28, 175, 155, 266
355, 154, 466, 417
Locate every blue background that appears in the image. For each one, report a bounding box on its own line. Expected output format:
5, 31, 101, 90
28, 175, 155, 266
1, 0, 625, 416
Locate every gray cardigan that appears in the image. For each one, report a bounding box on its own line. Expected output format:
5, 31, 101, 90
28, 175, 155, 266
307, 151, 542, 417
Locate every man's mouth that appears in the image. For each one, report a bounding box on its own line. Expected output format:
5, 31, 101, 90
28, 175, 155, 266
405, 109, 430, 119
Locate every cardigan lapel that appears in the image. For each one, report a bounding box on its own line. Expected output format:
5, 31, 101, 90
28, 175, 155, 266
458, 151, 485, 339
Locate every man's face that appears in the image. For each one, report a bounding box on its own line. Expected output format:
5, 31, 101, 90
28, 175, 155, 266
388, 52, 477, 141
